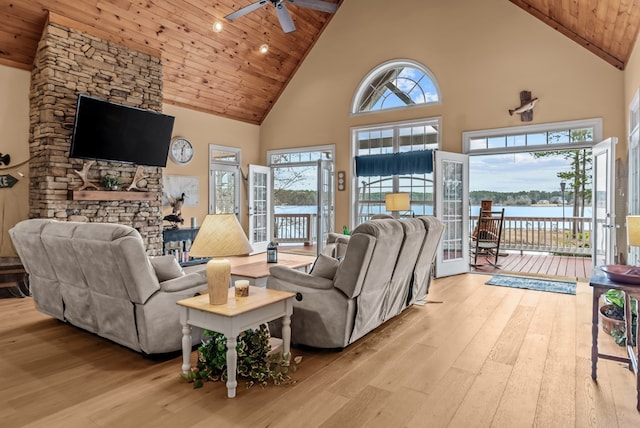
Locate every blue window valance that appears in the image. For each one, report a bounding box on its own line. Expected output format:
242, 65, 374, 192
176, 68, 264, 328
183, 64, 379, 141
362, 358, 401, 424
355, 149, 433, 177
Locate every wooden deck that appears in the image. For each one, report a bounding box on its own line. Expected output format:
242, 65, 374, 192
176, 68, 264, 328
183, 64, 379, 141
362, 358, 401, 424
471, 251, 593, 281
284, 244, 593, 282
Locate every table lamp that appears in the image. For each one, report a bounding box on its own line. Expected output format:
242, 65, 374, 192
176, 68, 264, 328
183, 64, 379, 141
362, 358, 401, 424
188, 214, 253, 305
385, 192, 410, 218
627, 215, 640, 265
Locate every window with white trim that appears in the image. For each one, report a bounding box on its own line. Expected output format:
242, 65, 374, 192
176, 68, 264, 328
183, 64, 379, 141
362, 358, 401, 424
209, 145, 241, 216
352, 119, 440, 225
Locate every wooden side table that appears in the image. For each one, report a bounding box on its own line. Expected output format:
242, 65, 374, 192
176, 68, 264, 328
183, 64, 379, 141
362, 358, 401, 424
589, 269, 640, 411
0, 257, 29, 298
177, 286, 295, 398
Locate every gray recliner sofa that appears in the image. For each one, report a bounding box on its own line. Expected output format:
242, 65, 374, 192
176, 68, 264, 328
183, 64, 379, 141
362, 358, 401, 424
267, 216, 444, 348
9, 219, 208, 354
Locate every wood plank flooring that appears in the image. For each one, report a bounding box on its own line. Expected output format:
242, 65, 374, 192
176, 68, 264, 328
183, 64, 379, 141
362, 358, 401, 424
1, 274, 639, 427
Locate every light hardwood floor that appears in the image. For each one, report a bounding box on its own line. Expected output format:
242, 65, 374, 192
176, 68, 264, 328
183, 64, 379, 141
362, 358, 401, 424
1, 274, 639, 427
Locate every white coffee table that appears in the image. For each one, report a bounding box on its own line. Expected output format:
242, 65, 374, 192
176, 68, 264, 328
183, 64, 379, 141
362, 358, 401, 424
177, 286, 295, 398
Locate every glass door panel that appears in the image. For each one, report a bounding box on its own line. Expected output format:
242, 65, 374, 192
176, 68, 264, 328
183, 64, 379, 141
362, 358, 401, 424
434, 151, 469, 277
317, 159, 335, 255
248, 164, 271, 254
592, 138, 617, 267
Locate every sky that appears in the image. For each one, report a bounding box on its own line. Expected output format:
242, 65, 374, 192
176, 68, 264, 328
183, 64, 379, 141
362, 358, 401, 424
469, 152, 574, 192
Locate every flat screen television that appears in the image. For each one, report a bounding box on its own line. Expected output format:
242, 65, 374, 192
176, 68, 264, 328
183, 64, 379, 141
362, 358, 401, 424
70, 94, 175, 167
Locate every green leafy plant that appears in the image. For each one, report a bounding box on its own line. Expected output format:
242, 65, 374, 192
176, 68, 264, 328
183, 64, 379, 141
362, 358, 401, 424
181, 324, 302, 389
603, 289, 637, 346
102, 174, 121, 189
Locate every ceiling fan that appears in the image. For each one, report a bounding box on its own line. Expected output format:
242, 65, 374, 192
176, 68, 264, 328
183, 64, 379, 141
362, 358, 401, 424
225, 0, 338, 34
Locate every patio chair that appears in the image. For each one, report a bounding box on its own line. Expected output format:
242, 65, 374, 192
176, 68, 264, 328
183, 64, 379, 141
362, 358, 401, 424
470, 208, 505, 267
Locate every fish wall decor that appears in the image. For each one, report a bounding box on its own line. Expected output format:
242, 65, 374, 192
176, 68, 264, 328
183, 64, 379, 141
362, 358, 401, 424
509, 90, 538, 122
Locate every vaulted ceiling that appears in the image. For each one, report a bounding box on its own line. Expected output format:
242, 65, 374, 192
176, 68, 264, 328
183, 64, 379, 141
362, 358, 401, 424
1, 1, 639, 125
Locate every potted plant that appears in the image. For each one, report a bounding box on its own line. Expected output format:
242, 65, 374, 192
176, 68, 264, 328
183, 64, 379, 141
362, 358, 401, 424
182, 324, 301, 389
600, 289, 637, 346
102, 174, 121, 191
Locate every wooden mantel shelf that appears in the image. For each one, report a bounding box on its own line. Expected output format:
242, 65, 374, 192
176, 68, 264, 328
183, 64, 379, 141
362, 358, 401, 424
69, 190, 155, 201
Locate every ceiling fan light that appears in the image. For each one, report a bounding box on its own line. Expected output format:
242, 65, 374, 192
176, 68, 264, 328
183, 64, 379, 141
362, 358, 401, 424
212, 21, 223, 32
259, 44, 269, 54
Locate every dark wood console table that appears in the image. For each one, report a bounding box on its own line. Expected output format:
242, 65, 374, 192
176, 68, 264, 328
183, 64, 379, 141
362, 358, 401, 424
590, 269, 640, 411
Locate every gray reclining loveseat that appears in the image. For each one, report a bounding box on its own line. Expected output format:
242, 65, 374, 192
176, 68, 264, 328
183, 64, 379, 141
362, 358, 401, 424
267, 216, 444, 348
10, 219, 208, 354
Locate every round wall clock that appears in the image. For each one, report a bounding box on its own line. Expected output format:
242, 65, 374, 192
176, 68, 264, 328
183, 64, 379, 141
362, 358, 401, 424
169, 137, 194, 164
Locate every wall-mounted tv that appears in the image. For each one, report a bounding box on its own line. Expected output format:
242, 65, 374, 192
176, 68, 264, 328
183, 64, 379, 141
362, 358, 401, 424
70, 94, 175, 167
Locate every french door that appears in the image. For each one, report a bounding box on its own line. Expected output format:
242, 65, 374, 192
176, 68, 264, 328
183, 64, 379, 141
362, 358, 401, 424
316, 159, 335, 255
248, 164, 271, 254
434, 151, 469, 277
592, 137, 617, 267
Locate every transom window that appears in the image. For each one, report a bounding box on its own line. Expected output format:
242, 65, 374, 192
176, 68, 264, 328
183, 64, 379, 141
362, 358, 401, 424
352, 59, 440, 114
464, 118, 602, 154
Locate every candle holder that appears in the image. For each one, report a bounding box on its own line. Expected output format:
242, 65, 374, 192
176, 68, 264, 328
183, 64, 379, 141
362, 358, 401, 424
235, 280, 249, 297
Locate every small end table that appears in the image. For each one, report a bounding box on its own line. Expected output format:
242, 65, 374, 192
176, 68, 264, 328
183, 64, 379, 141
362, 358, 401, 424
0, 257, 29, 298
177, 286, 295, 398
589, 269, 640, 411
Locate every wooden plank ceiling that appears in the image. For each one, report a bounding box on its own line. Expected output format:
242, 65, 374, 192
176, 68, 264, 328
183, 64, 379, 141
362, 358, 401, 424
509, 0, 640, 71
1, 1, 639, 124
0, 0, 339, 124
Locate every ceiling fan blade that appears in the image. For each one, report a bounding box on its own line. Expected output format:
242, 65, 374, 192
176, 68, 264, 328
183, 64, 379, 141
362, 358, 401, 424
286, 0, 338, 14
225, 0, 269, 21
276, 3, 296, 33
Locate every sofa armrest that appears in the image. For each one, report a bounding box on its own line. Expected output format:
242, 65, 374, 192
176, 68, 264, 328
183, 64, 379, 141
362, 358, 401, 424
159, 271, 207, 293
268, 265, 334, 290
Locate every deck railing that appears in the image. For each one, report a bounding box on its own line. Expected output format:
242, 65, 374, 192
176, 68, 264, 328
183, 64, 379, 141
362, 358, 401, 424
471, 215, 592, 255
275, 213, 592, 256
274, 213, 316, 245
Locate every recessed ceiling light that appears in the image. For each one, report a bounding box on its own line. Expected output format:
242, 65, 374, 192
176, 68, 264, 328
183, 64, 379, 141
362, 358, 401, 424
259, 44, 269, 54
212, 21, 223, 32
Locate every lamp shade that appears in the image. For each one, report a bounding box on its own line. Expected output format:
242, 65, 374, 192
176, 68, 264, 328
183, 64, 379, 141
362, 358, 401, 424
189, 214, 253, 257
385, 192, 410, 212
627, 215, 640, 247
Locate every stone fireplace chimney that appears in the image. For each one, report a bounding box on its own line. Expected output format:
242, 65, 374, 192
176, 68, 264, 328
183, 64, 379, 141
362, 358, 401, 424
29, 14, 166, 254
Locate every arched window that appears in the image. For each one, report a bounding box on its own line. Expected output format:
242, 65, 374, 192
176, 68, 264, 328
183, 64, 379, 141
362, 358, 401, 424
352, 59, 440, 114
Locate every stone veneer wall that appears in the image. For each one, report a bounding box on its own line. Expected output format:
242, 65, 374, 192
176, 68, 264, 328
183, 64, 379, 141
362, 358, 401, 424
29, 19, 165, 254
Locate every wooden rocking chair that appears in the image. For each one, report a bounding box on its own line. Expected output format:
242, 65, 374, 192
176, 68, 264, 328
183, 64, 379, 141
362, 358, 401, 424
470, 208, 505, 267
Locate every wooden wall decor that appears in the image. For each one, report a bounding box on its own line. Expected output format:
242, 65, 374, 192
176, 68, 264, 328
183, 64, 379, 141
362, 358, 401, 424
509, 90, 538, 122
0, 175, 18, 189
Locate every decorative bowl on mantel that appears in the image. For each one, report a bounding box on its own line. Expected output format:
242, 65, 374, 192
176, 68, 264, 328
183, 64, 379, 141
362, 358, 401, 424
600, 264, 640, 285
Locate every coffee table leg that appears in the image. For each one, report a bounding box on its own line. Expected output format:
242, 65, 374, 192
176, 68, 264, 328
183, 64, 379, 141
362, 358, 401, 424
226, 336, 238, 398
180, 309, 192, 375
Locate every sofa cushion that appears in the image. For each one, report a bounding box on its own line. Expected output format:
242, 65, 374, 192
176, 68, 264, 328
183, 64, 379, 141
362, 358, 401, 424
150, 255, 185, 282
310, 253, 340, 279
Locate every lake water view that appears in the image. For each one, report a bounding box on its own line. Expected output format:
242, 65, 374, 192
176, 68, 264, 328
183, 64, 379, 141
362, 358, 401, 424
276, 205, 592, 218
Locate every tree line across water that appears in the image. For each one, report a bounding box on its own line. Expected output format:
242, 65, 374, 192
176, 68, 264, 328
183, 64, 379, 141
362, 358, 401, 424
275, 189, 582, 207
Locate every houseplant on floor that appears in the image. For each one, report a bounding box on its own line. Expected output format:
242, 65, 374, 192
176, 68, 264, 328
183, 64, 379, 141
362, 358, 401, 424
600, 289, 637, 346
181, 324, 301, 389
